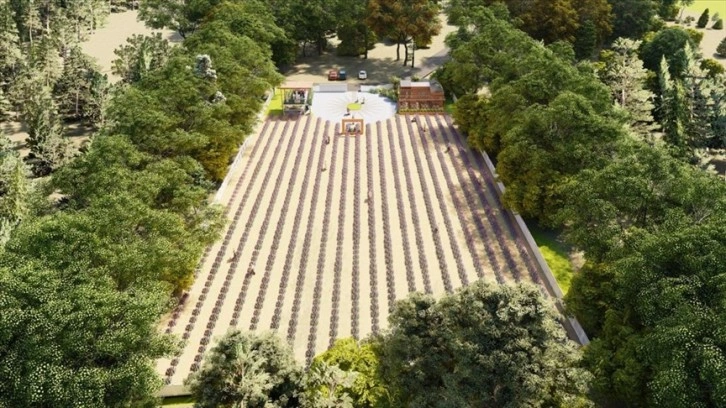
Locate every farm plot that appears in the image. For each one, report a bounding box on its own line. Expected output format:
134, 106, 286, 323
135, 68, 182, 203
157, 113, 543, 387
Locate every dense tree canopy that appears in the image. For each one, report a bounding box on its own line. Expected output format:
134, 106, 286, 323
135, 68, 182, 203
0, 263, 178, 408
186, 330, 302, 408
367, 0, 441, 64
374, 282, 593, 407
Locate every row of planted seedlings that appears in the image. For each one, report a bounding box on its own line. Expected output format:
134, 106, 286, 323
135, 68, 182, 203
418, 114, 487, 282
177, 117, 297, 378
305, 123, 341, 364
385, 119, 416, 293
375, 120, 400, 312
441, 115, 541, 280
436, 114, 528, 283
393, 116, 433, 294
163, 118, 283, 383
408, 114, 469, 288
220, 114, 305, 339
401, 115, 454, 293
350, 126, 362, 338
437, 116, 539, 282
250, 116, 316, 331
328, 132, 351, 347
286, 121, 331, 342
365, 124, 380, 333
268, 118, 324, 330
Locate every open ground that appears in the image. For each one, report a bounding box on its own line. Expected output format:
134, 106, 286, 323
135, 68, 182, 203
156, 112, 546, 387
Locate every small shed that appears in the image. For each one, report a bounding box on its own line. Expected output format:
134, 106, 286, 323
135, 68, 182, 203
280, 81, 313, 115
398, 80, 445, 112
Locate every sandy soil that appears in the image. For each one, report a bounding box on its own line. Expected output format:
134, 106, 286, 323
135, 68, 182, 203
673, 9, 726, 67
81, 10, 181, 82
2, 10, 179, 154
157, 113, 543, 386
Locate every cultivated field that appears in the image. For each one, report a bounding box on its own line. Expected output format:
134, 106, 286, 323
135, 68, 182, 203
157, 114, 544, 386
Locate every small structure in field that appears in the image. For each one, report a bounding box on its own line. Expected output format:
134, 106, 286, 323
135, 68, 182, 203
280, 81, 313, 116
398, 79, 445, 113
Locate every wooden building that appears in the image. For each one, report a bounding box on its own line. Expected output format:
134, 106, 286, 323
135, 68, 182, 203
398, 80, 445, 112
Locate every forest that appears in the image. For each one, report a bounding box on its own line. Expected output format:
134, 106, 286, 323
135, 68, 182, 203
0, 0, 724, 407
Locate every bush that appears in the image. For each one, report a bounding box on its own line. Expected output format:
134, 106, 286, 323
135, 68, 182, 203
714, 19, 724, 30
700, 58, 725, 77
686, 27, 704, 45
718, 37, 726, 57
697, 8, 709, 28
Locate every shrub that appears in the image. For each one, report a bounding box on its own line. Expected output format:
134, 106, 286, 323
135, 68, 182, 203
686, 27, 704, 45
700, 58, 725, 77
697, 8, 709, 28
718, 37, 726, 57
714, 19, 724, 30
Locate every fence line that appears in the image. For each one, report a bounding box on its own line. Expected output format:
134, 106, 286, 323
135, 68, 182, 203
479, 152, 590, 346
214, 91, 274, 203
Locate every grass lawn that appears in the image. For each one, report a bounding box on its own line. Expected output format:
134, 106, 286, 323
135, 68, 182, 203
160, 395, 194, 407
444, 97, 455, 115
267, 88, 283, 116
527, 223, 575, 295
687, 0, 726, 19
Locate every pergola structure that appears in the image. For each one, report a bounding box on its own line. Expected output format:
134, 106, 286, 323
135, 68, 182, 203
280, 81, 313, 116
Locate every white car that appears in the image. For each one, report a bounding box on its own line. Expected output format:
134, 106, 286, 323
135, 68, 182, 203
358, 70, 367, 80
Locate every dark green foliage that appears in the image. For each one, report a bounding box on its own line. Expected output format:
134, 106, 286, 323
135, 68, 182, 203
697, 8, 709, 28
112, 33, 172, 84
718, 36, 726, 56
714, 18, 724, 29
580, 218, 726, 407
574, 19, 597, 60
53, 46, 108, 126
0, 263, 179, 408
608, 0, 657, 39
375, 282, 593, 407
640, 27, 696, 78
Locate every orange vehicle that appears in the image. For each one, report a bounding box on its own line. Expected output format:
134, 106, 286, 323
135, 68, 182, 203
328, 70, 339, 81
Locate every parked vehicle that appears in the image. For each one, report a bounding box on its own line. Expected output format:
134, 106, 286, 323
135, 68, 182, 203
358, 70, 367, 80
338, 69, 347, 80
328, 70, 338, 81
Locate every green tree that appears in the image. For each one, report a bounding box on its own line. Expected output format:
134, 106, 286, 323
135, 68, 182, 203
20, 79, 71, 176
310, 338, 387, 407
0, 263, 179, 407
573, 19, 597, 60
718, 36, 726, 56
138, 0, 222, 39
581, 216, 726, 407
496, 92, 624, 222
367, 0, 441, 65
696, 8, 709, 28
112, 33, 171, 83
300, 362, 357, 408
658, 57, 687, 150
600, 38, 657, 141
375, 282, 593, 408
5, 191, 217, 292
0, 1, 24, 88
186, 330, 302, 408
53, 46, 108, 126
640, 27, 696, 78
607, 0, 656, 39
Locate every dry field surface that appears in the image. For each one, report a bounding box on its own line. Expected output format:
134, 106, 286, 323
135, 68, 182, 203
156, 113, 545, 386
